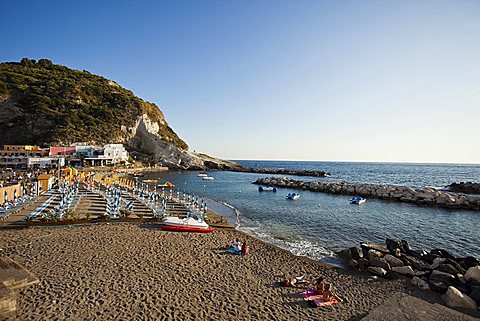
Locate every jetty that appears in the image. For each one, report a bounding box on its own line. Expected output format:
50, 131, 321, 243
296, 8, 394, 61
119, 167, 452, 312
229, 167, 331, 177
253, 177, 480, 211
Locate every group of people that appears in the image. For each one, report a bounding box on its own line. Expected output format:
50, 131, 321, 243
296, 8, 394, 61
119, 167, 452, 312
229, 238, 249, 255
312, 276, 341, 302
280, 275, 341, 304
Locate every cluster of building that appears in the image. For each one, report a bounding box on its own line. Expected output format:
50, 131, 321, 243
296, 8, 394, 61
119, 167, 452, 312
0, 143, 130, 169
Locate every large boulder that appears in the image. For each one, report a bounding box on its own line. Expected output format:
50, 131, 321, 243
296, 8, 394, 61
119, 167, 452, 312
430, 249, 455, 260
422, 253, 440, 265
430, 257, 446, 270
469, 286, 480, 305
386, 238, 404, 253
464, 266, 480, 284
411, 276, 430, 290
368, 266, 387, 277
392, 265, 415, 277
404, 255, 430, 271
444, 259, 466, 275
383, 254, 404, 267
338, 248, 353, 263
350, 247, 363, 260
438, 264, 462, 275
430, 270, 455, 285
369, 257, 391, 271
367, 249, 383, 260
442, 286, 478, 310
429, 281, 449, 293
357, 258, 370, 272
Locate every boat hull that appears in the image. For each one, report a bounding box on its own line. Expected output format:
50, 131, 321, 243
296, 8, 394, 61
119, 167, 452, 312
160, 225, 215, 233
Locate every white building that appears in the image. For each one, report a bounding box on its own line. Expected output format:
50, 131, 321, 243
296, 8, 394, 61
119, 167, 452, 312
27, 157, 65, 168
98, 144, 129, 165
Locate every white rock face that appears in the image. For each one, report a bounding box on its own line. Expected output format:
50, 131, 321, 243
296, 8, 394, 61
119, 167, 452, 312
442, 286, 478, 310
464, 266, 480, 284
126, 114, 238, 170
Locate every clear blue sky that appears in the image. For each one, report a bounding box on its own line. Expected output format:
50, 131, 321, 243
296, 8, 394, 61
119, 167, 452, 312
2, 0, 479, 163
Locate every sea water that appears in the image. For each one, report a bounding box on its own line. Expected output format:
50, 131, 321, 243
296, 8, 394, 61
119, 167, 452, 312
146, 161, 480, 264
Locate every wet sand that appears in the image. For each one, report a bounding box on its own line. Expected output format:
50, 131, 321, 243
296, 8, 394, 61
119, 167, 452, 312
1, 223, 419, 320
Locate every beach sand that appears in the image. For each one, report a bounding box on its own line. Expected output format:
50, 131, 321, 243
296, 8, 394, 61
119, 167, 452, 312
1, 223, 427, 320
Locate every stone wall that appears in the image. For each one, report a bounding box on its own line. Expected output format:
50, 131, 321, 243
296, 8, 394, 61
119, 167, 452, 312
254, 177, 480, 211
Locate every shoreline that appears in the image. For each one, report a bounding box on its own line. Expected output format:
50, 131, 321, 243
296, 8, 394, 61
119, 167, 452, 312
0, 223, 426, 320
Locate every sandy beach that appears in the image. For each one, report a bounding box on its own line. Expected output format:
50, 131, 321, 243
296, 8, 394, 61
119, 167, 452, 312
0, 223, 437, 320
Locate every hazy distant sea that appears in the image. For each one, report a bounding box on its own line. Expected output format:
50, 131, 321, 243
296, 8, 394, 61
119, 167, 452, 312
147, 161, 480, 265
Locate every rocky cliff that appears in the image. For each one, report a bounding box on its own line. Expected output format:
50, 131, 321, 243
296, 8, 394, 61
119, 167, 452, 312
0, 58, 238, 170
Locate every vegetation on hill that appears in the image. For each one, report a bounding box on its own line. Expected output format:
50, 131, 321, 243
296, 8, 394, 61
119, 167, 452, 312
0, 58, 188, 150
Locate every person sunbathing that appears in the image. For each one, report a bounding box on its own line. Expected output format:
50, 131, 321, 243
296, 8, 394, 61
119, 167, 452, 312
315, 277, 325, 294
323, 283, 342, 302
280, 275, 306, 287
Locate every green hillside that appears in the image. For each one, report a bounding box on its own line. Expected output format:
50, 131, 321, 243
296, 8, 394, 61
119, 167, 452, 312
0, 58, 188, 150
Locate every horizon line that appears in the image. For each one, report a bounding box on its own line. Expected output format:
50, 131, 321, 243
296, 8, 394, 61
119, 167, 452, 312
226, 158, 480, 165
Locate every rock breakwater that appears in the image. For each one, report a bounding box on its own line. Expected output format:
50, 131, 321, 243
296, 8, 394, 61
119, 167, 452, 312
446, 182, 480, 195
230, 167, 331, 177
338, 239, 480, 311
253, 177, 480, 210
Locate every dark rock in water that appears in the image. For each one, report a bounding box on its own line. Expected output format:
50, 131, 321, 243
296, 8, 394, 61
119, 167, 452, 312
430, 270, 455, 285
430, 249, 455, 260
429, 281, 449, 293
350, 247, 363, 260
408, 249, 427, 258
438, 264, 462, 275
422, 253, 440, 265
401, 239, 411, 252
446, 182, 480, 194
469, 286, 480, 305
369, 257, 391, 271
386, 238, 403, 253
463, 256, 480, 268
338, 248, 353, 263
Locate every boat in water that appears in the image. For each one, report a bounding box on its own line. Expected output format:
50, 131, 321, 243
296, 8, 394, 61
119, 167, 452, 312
202, 176, 214, 180
286, 192, 300, 200
350, 197, 366, 205
198, 173, 208, 177
258, 185, 277, 192
142, 179, 157, 184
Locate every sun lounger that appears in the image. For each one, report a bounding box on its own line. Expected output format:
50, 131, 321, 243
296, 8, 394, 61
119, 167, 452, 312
26, 196, 56, 220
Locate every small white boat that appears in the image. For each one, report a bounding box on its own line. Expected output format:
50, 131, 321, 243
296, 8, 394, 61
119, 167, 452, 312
258, 185, 277, 192
202, 176, 214, 180
286, 193, 300, 200
162, 216, 209, 229
198, 173, 208, 177
350, 197, 366, 205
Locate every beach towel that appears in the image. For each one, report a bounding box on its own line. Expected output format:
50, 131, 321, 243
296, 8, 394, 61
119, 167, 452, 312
300, 290, 339, 307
